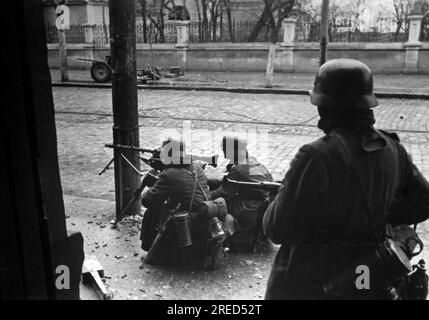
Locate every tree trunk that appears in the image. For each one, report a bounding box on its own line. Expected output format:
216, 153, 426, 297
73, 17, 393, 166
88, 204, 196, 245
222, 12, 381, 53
141, 0, 148, 43
225, 4, 234, 42
394, 21, 402, 42
102, 5, 109, 45
213, 20, 217, 41
320, 0, 330, 65
248, 10, 269, 42
159, 4, 165, 43
211, 6, 217, 41
58, 30, 69, 81
265, 42, 278, 88
202, 1, 209, 41
195, 0, 202, 41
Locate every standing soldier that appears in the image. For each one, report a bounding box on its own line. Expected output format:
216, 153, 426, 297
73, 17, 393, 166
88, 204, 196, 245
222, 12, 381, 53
263, 59, 429, 299
210, 136, 273, 252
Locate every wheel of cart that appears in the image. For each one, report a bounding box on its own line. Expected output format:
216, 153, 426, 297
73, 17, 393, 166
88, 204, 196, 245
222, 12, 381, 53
91, 61, 112, 83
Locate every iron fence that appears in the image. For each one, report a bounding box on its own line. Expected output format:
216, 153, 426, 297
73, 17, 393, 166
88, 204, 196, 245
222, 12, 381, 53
421, 15, 429, 42
45, 24, 85, 43
90, 23, 178, 45
93, 24, 109, 46
45, 18, 415, 45
44, 21, 281, 44
296, 18, 409, 43
45, 23, 177, 45
189, 20, 284, 43
135, 22, 177, 44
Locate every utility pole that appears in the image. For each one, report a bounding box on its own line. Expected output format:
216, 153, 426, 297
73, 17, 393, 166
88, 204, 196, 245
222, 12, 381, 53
320, 0, 330, 66
109, 0, 141, 218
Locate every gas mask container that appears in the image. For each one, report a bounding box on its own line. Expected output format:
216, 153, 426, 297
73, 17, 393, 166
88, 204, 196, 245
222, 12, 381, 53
173, 212, 193, 247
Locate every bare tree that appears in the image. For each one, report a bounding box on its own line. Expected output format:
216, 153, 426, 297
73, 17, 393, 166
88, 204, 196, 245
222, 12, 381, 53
102, 3, 109, 44
196, 0, 210, 41
137, 0, 148, 43
248, 0, 295, 43
291, 0, 320, 41
412, 0, 429, 14
207, 0, 221, 41
194, 0, 232, 42
391, 0, 413, 41
294, 0, 320, 22
221, 0, 235, 42
347, 0, 367, 26
386, 0, 429, 41
139, 0, 175, 43
247, 0, 295, 88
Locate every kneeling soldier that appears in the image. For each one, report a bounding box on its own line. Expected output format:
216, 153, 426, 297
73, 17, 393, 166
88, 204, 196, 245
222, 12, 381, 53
209, 135, 274, 253
140, 138, 231, 269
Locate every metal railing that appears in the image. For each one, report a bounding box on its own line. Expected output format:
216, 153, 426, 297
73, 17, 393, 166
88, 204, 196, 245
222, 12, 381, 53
421, 15, 429, 42
45, 18, 420, 45
188, 20, 284, 43
45, 23, 177, 45
45, 24, 85, 43
296, 18, 409, 43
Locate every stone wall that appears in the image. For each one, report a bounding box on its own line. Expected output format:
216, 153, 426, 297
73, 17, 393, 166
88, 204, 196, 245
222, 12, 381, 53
418, 45, 429, 71
47, 42, 429, 74
46, 16, 429, 74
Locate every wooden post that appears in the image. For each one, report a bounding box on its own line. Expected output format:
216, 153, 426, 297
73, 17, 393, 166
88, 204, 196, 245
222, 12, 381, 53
320, 0, 330, 66
109, 0, 141, 218
58, 30, 69, 81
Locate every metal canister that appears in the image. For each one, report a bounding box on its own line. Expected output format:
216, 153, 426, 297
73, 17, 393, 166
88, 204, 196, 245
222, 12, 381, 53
208, 217, 225, 240
173, 212, 193, 247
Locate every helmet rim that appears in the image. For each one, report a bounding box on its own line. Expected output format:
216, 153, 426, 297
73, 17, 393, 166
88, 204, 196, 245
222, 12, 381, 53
310, 89, 379, 109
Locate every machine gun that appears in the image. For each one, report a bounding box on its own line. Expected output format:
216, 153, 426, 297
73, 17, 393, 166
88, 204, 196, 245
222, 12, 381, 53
101, 143, 219, 225
104, 143, 218, 171
225, 178, 282, 194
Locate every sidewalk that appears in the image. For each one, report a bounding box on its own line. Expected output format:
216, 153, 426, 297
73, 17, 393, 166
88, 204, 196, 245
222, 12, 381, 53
50, 69, 429, 97
68, 194, 275, 300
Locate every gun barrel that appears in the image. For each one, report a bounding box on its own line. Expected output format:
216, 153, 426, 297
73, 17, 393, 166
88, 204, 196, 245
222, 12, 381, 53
105, 143, 157, 154
226, 179, 281, 192
77, 58, 98, 62
139, 155, 218, 169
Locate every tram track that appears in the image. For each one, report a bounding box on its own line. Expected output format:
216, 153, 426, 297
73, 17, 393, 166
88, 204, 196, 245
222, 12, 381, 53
55, 109, 429, 135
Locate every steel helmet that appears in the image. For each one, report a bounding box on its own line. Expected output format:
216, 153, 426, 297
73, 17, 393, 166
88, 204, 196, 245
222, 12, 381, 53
310, 59, 378, 109
222, 135, 248, 164
160, 137, 187, 165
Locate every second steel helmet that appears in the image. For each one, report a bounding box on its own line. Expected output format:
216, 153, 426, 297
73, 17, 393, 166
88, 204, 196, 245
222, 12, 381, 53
310, 59, 378, 109
222, 135, 248, 164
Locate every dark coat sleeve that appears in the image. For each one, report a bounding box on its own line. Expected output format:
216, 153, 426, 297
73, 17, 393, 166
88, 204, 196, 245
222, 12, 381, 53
141, 171, 172, 209
263, 145, 329, 244
387, 146, 429, 226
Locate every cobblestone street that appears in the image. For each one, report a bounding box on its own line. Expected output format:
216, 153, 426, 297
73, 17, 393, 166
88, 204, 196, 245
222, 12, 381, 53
53, 87, 429, 299
54, 87, 429, 195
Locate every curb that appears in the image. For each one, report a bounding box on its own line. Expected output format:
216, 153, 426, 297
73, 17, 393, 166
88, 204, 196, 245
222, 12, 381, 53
51, 81, 429, 100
